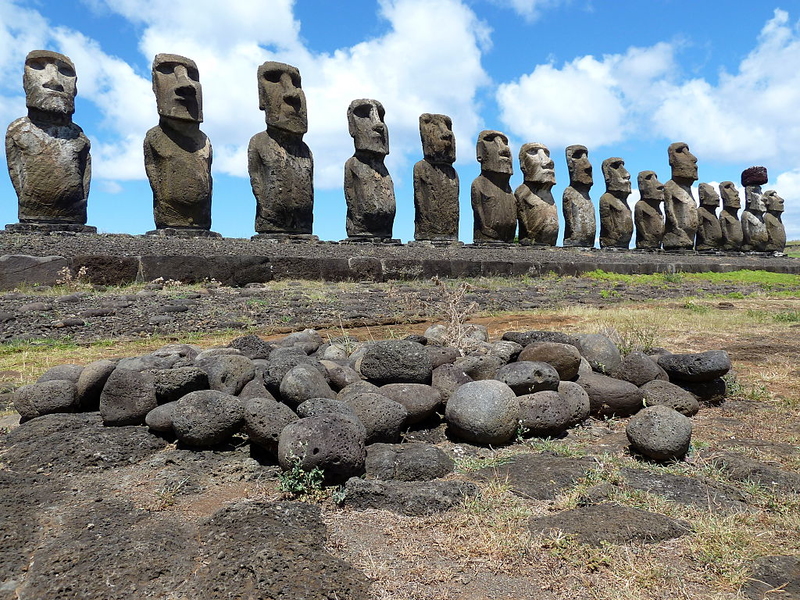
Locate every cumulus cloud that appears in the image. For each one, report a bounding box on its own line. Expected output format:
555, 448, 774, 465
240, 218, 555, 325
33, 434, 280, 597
488, 0, 568, 23
496, 42, 677, 150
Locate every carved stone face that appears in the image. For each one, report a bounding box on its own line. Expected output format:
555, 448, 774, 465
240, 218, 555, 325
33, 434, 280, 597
699, 183, 720, 208
24, 50, 77, 116
637, 171, 664, 201
720, 181, 741, 209
764, 190, 784, 213
668, 142, 698, 182
258, 61, 307, 135
566, 145, 592, 187
419, 113, 455, 164
602, 157, 630, 195
476, 130, 512, 175
745, 189, 767, 212
519, 142, 555, 185
348, 99, 388, 156
152, 54, 202, 123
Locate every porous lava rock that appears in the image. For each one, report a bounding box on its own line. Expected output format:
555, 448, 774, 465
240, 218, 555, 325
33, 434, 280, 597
626, 405, 692, 461
558, 381, 591, 426
431, 363, 472, 402
244, 396, 299, 454
196, 354, 255, 395
425, 345, 460, 369
100, 368, 158, 426
319, 360, 361, 391
171, 390, 245, 447
518, 390, 572, 437
378, 383, 442, 424
576, 333, 621, 374
278, 413, 366, 483
345, 392, 408, 444
445, 380, 520, 444
657, 350, 731, 382
152, 366, 209, 404
454, 354, 505, 381
640, 379, 700, 416
611, 351, 668, 386
13, 380, 77, 420
37, 363, 83, 383
342, 478, 478, 516
577, 371, 644, 417
365, 442, 454, 481
518, 341, 581, 380
227, 334, 274, 359
75, 358, 117, 410
279, 363, 336, 408
145, 402, 177, 433
359, 340, 432, 384
497, 361, 559, 395
503, 330, 580, 349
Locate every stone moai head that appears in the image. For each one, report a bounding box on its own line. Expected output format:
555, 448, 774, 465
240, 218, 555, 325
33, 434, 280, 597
519, 142, 555, 185
23, 50, 77, 116
566, 145, 592, 187
742, 166, 768, 212
602, 157, 631, 195
764, 190, 784, 213
476, 130, 512, 175
668, 142, 698, 182
152, 54, 202, 123
719, 181, 741, 210
257, 61, 307, 135
699, 183, 720, 208
419, 113, 455, 164
637, 171, 664, 201
348, 99, 388, 156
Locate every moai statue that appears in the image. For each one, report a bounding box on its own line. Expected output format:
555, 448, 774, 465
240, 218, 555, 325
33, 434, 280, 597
5, 50, 94, 233
598, 157, 633, 249
249, 62, 314, 240
662, 142, 698, 251
144, 54, 216, 236
515, 142, 558, 246
763, 190, 786, 252
634, 171, 665, 250
719, 181, 743, 251
343, 99, 396, 241
741, 166, 769, 252
471, 130, 516, 243
413, 113, 459, 242
695, 183, 723, 251
562, 145, 595, 247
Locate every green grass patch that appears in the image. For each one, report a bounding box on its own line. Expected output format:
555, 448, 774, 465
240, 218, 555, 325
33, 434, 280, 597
582, 269, 800, 289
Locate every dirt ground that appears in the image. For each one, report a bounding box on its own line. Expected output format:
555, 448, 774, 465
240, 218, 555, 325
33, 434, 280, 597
1, 274, 799, 599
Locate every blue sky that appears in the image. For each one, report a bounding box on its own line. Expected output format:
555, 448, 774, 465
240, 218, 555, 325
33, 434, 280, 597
2, 0, 800, 243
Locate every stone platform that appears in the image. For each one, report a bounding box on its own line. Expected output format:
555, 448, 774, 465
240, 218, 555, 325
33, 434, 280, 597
0, 232, 797, 290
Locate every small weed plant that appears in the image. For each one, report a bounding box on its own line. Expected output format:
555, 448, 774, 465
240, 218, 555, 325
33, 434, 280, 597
278, 457, 325, 498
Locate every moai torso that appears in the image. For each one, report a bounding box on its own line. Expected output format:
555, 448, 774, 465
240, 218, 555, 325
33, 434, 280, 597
515, 142, 557, 246
413, 113, 459, 241
695, 183, 722, 251
763, 190, 786, 252
634, 171, 664, 250
250, 62, 314, 236
471, 130, 515, 243
662, 181, 698, 250
741, 167, 769, 252
719, 181, 743, 251
562, 145, 595, 247
598, 157, 632, 249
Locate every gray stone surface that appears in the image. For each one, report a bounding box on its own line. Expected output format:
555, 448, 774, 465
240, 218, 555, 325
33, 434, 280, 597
663, 142, 699, 250
598, 157, 633, 249
171, 390, 245, 447
621, 468, 746, 510
13, 380, 77, 420
145, 54, 212, 231
704, 450, 800, 493
515, 142, 558, 245
503, 330, 580, 349
228, 334, 274, 359
763, 190, 786, 252
445, 379, 519, 444
742, 555, 800, 600
342, 477, 478, 516
237, 375, 275, 401
414, 113, 459, 241
0, 255, 70, 290
6, 50, 91, 227
263, 349, 324, 394
518, 341, 581, 381
719, 181, 744, 251
279, 363, 335, 408
344, 99, 395, 240
378, 382, 442, 424
611, 351, 668, 387
359, 340, 432, 385
244, 395, 298, 454
678, 377, 727, 404
249, 62, 314, 236
558, 380, 591, 426
496, 360, 559, 395
626, 405, 692, 461
37, 363, 82, 383
145, 401, 176, 433
518, 390, 571, 437
473, 453, 595, 500
634, 171, 665, 249
471, 130, 516, 243
431, 363, 472, 403
529, 503, 690, 545
152, 366, 209, 404
577, 371, 644, 417
365, 442, 454, 481
337, 380, 380, 402
657, 350, 731, 382
562, 145, 595, 247
278, 413, 366, 483
345, 392, 408, 444
640, 379, 700, 416
426, 345, 460, 368
454, 354, 504, 381
99, 368, 158, 426
576, 332, 621, 374
196, 353, 255, 395
75, 358, 117, 411
320, 360, 361, 391
696, 182, 723, 251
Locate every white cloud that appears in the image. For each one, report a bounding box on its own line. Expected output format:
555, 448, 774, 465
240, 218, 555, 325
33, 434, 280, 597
488, 0, 568, 23
775, 169, 800, 241
497, 43, 676, 149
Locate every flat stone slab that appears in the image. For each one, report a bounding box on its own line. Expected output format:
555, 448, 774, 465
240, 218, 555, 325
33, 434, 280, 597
472, 453, 596, 500
529, 503, 691, 546
621, 468, 748, 510
742, 555, 800, 600
342, 477, 478, 516
704, 450, 800, 493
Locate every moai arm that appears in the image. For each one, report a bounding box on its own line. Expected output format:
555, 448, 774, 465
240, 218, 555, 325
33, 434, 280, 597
247, 137, 266, 203
82, 139, 92, 202
5, 125, 23, 199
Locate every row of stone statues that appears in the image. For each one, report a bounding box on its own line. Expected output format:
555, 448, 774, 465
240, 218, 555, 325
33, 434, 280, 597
4, 50, 787, 253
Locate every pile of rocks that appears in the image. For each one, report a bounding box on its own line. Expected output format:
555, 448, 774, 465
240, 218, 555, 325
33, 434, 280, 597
12, 325, 731, 483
